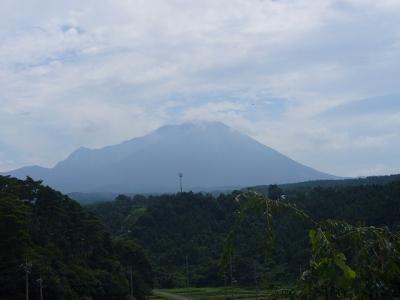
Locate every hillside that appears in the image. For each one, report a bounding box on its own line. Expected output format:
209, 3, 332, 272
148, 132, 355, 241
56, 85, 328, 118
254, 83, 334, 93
87, 178, 400, 289
0, 175, 153, 299
2, 122, 335, 193
251, 173, 400, 194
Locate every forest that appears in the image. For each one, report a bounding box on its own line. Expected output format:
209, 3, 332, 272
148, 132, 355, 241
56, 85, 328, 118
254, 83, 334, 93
1, 175, 400, 299
0, 176, 153, 300
88, 180, 400, 298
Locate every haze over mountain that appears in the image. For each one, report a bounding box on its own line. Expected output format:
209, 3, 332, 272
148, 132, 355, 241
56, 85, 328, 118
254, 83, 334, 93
2, 122, 336, 193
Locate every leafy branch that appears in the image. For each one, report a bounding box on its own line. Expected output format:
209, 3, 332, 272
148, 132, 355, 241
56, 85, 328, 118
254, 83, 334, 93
222, 191, 400, 299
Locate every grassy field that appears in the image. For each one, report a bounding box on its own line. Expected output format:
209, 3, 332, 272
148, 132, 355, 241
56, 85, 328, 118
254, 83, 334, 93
150, 287, 293, 300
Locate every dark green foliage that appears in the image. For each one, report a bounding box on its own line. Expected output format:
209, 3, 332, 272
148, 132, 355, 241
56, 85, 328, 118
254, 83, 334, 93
301, 222, 400, 299
89, 179, 400, 293
228, 192, 400, 299
114, 238, 154, 300
253, 174, 400, 193
131, 192, 238, 288
285, 182, 400, 228
0, 194, 31, 299
268, 184, 283, 200
88, 192, 240, 288
0, 176, 153, 300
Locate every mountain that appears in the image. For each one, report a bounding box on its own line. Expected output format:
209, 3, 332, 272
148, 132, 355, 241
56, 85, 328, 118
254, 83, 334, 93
2, 122, 336, 193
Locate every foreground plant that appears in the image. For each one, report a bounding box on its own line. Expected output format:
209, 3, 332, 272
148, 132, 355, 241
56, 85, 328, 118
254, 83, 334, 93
222, 191, 400, 299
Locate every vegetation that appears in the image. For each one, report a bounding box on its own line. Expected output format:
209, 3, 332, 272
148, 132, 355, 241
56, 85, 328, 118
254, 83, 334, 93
0, 176, 153, 300
88, 179, 400, 298
253, 174, 400, 193
227, 192, 400, 299
88, 192, 238, 288
2, 174, 400, 299
150, 287, 292, 300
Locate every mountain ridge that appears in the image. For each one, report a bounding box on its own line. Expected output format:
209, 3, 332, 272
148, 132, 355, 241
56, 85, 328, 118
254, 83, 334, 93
2, 122, 337, 193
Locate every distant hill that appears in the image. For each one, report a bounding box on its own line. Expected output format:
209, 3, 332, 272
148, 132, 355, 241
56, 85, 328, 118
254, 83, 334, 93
2, 122, 336, 193
252, 173, 400, 194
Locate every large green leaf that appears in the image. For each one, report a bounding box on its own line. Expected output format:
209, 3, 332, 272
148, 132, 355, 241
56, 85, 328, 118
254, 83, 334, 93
334, 254, 356, 280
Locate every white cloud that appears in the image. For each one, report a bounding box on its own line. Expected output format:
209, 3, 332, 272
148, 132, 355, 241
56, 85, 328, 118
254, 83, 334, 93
0, 0, 399, 176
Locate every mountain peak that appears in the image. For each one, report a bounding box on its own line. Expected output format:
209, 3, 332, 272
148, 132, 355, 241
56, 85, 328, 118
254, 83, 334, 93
4, 122, 336, 193
155, 121, 233, 134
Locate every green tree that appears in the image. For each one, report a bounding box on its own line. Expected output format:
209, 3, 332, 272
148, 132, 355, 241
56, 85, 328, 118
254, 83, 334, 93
268, 184, 283, 200
0, 195, 31, 299
0, 176, 154, 299
114, 238, 154, 300
225, 192, 400, 299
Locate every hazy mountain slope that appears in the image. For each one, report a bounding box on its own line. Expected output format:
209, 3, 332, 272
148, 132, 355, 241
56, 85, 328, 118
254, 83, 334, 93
2, 122, 336, 193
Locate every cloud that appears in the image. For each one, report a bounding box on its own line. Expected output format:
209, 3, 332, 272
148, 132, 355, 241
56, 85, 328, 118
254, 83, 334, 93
0, 0, 399, 176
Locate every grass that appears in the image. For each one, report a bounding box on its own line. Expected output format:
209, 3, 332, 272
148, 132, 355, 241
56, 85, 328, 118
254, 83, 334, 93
150, 287, 293, 300
150, 296, 169, 300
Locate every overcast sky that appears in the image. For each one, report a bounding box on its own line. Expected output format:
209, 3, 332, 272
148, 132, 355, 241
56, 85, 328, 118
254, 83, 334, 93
1, 0, 400, 177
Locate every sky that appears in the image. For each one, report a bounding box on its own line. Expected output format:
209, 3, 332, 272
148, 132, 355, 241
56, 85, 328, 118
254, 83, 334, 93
1, 0, 400, 177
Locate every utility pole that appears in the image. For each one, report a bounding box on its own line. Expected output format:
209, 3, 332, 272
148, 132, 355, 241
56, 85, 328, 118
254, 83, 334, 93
185, 255, 190, 300
129, 265, 134, 300
179, 173, 183, 193
254, 262, 259, 300
37, 277, 43, 300
21, 257, 32, 300
223, 272, 228, 300
230, 255, 234, 300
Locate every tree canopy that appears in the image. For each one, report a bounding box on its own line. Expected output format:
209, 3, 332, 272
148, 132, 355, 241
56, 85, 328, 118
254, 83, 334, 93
88, 180, 400, 293
0, 176, 153, 300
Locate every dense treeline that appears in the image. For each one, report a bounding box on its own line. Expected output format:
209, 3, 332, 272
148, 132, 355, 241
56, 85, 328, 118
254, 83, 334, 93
0, 176, 153, 300
88, 193, 238, 287
253, 173, 400, 193
88, 180, 400, 290
229, 192, 400, 299
3, 175, 398, 298
284, 183, 400, 228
